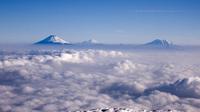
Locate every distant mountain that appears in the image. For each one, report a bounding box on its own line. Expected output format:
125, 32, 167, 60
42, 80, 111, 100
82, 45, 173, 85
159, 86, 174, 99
35, 35, 70, 45
34, 36, 179, 50
143, 39, 173, 48
81, 39, 99, 44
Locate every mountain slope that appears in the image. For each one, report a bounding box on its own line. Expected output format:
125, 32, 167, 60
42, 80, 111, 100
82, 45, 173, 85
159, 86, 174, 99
35, 35, 70, 45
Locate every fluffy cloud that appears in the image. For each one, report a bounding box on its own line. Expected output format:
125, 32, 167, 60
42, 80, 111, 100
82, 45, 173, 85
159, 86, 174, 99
100, 82, 145, 99
136, 90, 179, 109
112, 60, 147, 74
0, 49, 200, 111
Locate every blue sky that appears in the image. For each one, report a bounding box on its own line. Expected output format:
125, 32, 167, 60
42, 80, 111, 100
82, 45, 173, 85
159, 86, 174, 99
0, 0, 200, 44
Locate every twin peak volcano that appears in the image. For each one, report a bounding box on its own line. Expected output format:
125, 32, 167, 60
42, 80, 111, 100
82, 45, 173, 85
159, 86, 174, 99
144, 39, 173, 48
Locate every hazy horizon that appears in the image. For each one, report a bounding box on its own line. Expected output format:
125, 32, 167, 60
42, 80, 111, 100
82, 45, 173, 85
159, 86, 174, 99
0, 34, 199, 46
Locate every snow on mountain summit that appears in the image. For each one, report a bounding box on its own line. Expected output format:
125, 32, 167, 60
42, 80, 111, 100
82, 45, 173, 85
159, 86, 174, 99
35, 35, 70, 44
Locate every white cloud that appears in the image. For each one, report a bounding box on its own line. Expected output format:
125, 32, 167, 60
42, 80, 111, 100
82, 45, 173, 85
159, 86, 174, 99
0, 49, 200, 111
136, 90, 179, 109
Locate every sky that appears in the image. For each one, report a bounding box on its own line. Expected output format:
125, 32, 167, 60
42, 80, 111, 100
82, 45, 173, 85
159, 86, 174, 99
0, 0, 200, 45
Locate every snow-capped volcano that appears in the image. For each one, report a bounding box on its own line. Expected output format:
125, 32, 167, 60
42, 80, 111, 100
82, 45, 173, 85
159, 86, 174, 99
35, 35, 70, 45
144, 39, 173, 48
81, 39, 99, 44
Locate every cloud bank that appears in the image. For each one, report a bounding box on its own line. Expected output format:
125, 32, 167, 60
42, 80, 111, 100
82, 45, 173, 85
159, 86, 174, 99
0, 49, 200, 111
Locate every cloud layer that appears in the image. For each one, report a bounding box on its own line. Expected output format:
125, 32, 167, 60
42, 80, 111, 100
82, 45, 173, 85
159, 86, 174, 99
0, 49, 200, 111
